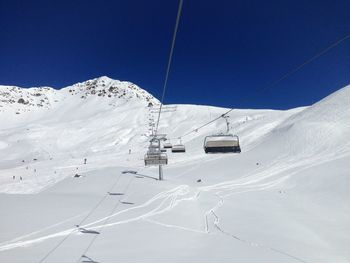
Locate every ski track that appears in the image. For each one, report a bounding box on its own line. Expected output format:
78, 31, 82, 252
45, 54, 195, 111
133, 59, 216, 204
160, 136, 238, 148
143, 218, 207, 234
204, 194, 309, 263
0, 149, 346, 260
198, 148, 347, 197
0, 213, 84, 247
0, 167, 303, 257
0, 185, 192, 251
0, 159, 314, 255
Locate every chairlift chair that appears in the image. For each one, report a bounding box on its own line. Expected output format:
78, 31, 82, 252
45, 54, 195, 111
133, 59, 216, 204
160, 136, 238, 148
203, 115, 241, 153
171, 138, 186, 153
204, 134, 241, 153
144, 149, 168, 166
171, 144, 186, 153
144, 136, 168, 166
163, 142, 173, 148
149, 140, 159, 149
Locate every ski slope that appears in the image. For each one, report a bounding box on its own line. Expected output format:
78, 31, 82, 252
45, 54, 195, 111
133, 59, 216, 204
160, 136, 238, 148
0, 77, 349, 263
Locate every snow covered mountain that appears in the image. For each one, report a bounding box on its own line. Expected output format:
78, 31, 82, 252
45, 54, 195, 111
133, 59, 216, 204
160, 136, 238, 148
0, 76, 157, 110
0, 78, 349, 263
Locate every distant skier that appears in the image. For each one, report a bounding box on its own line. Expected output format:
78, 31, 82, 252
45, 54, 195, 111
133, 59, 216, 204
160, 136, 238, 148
84, 158, 87, 164
12, 176, 15, 180
20, 176, 22, 181
129, 149, 131, 154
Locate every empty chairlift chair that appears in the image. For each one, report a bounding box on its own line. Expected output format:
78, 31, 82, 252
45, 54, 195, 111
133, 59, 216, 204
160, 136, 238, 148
144, 148, 168, 166
204, 134, 241, 153
171, 138, 186, 153
171, 144, 186, 153
163, 142, 173, 149
144, 136, 168, 166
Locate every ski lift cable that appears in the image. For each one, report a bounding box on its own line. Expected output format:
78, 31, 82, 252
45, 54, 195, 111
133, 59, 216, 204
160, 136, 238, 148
38, 172, 124, 263
181, 113, 230, 138
75, 176, 136, 263
166, 114, 230, 141
154, 0, 183, 135
178, 30, 350, 139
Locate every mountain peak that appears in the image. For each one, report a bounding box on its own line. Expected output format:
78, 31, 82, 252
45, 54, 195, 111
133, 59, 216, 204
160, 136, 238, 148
0, 77, 159, 114
95, 75, 114, 81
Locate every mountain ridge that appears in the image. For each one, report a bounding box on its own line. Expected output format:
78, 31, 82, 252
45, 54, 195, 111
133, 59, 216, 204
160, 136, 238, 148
0, 76, 159, 114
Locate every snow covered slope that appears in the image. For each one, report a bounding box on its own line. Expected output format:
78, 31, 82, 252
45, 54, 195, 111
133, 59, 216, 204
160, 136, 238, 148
0, 78, 349, 263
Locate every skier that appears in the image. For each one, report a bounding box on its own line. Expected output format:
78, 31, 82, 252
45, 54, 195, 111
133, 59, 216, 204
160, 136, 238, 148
84, 158, 87, 164
12, 175, 15, 180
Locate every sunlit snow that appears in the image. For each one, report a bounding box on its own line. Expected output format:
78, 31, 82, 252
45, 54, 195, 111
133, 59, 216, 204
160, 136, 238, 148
0, 77, 349, 263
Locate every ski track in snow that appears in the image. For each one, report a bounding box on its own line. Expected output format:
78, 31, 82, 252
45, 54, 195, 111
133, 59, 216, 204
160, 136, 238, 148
0, 213, 84, 247
204, 194, 309, 263
0, 143, 337, 253
0, 147, 347, 260
0, 160, 347, 262
143, 218, 206, 234
0, 171, 306, 263
0, 185, 192, 251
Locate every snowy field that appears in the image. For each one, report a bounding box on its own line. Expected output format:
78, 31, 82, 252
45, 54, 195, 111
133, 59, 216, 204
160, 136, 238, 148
0, 77, 349, 263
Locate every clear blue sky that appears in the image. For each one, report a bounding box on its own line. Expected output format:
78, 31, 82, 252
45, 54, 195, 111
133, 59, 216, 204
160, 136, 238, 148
0, 0, 350, 109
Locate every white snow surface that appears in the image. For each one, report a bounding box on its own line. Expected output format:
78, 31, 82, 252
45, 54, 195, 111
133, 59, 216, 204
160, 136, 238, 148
0, 76, 349, 263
